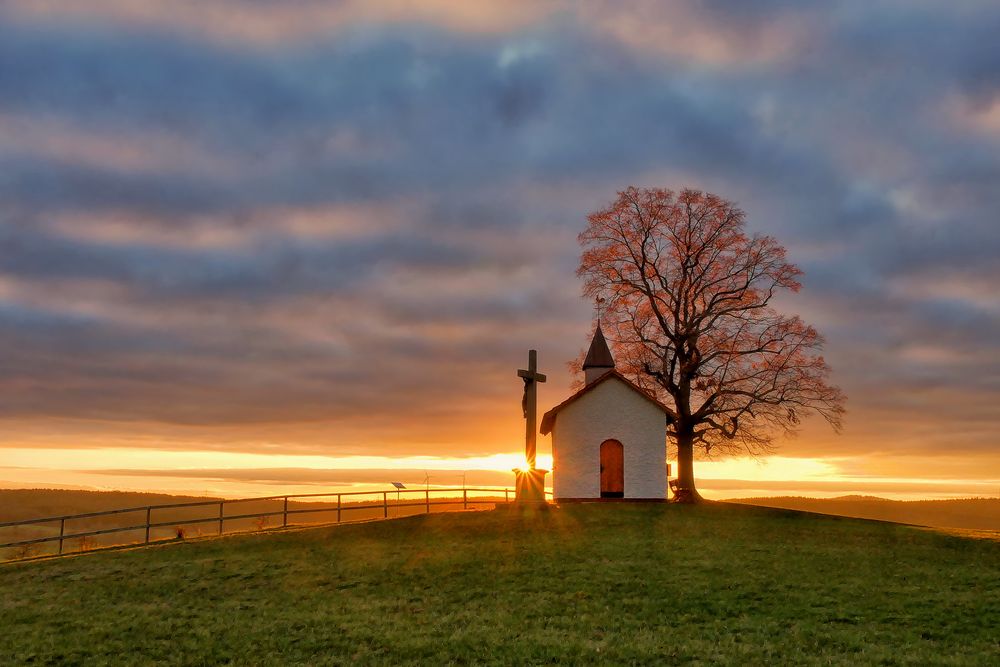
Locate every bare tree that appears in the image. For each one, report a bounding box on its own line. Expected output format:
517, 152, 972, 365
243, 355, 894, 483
578, 187, 845, 502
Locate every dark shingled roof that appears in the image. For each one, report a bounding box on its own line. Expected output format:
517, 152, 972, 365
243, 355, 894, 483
582, 325, 615, 369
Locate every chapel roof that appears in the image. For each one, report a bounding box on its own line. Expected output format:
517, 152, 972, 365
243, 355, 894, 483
539, 370, 673, 435
582, 325, 615, 369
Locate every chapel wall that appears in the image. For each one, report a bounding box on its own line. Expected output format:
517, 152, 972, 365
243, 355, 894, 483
551, 378, 667, 500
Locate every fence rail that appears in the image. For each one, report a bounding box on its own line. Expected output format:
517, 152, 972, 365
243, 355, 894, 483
1, 487, 551, 559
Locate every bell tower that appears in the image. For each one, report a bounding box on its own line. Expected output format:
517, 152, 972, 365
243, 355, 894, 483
582, 325, 615, 384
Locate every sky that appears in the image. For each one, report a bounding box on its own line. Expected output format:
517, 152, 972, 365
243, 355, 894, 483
1, 1, 998, 500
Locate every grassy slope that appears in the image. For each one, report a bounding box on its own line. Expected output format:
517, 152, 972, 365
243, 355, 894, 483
2, 503, 999, 665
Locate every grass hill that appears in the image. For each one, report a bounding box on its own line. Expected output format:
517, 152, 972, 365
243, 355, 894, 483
730, 495, 1000, 532
2, 503, 999, 664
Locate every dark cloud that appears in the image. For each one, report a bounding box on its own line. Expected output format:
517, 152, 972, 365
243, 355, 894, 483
0, 2, 997, 468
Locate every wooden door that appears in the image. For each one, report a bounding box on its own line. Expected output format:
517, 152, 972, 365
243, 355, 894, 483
600, 440, 624, 498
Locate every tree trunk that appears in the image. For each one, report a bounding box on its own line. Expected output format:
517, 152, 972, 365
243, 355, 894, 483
672, 430, 702, 504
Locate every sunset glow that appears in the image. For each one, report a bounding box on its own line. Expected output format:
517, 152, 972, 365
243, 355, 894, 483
3, 445, 997, 502
1, 2, 998, 503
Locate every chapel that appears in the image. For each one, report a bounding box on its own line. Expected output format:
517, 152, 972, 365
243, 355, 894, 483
540, 326, 671, 501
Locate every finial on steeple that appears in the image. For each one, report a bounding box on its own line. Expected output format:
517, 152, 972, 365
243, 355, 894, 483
595, 296, 605, 325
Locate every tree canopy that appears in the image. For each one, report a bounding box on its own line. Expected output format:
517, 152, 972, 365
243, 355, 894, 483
578, 187, 845, 501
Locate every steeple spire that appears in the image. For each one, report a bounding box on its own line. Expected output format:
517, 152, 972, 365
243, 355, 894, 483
582, 324, 615, 384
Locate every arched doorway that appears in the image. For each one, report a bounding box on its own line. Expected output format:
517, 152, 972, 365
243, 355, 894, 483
599, 439, 624, 498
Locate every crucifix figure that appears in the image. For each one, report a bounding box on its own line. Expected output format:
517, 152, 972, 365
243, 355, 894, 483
517, 349, 546, 469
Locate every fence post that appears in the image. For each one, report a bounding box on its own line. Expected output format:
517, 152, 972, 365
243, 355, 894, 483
218, 501, 224, 536
283, 497, 288, 528
505, 489, 509, 503
59, 518, 65, 555
145, 507, 151, 543
425, 489, 430, 514
337, 494, 342, 523
383, 491, 388, 518
463, 489, 468, 510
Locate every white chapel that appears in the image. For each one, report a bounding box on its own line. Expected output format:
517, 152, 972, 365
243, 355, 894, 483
540, 326, 671, 501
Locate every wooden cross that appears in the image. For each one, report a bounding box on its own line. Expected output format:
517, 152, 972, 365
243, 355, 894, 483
517, 349, 546, 469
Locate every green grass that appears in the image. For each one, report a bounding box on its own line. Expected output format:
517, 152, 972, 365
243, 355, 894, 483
2, 503, 999, 665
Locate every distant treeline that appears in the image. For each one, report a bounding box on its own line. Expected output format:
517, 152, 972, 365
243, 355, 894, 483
728, 495, 1000, 531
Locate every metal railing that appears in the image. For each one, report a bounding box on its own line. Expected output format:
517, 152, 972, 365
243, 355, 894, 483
1, 487, 549, 560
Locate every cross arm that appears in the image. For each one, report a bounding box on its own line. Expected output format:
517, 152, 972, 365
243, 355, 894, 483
517, 370, 547, 382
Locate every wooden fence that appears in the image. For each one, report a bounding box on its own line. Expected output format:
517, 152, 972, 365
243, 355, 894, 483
1, 487, 547, 560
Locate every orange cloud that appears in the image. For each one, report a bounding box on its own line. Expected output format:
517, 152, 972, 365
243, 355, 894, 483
5, 0, 558, 44
43, 200, 418, 251
946, 94, 1000, 138
578, 1, 817, 68
5, 0, 816, 68
0, 113, 232, 175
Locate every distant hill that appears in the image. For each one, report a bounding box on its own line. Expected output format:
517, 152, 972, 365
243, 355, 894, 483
0, 489, 218, 524
727, 495, 1000, 531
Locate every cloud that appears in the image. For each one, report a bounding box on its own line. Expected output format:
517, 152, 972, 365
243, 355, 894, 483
1, 1, 559, 45
0, 1, 997, 476
1, 1, 818, 67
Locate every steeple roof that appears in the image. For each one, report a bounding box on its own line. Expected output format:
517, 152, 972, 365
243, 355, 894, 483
582, 325, 615, 369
